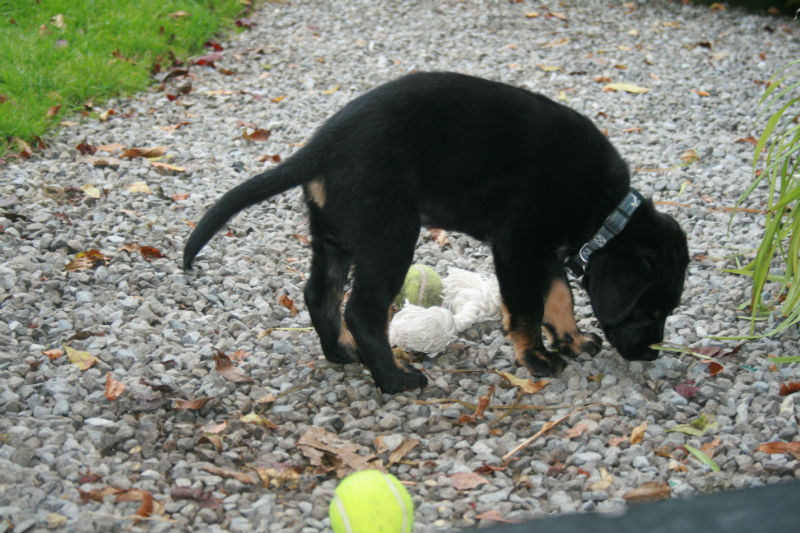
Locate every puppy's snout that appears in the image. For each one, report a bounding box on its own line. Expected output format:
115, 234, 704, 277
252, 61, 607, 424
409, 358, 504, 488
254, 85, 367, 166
640, 347, 659, 361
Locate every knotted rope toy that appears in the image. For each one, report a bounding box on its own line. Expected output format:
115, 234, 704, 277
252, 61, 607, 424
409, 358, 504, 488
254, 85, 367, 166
389, 266, 501, 354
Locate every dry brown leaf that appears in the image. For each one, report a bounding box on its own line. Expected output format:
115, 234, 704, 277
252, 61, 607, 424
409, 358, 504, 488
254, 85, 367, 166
297, 426, 383, 477
630, 421, 648, 445
214, 349, 254, 383
587, 467, 614, 491
240, 413, 278, 429
96, 143, 126, 153
174, 397, 212, 410
475, 510, 518, 523
497, 372, 549, 394
136, 490, 154, 521
202, 464, 258, 484
278, 294, 299, 316
122, 146, 167, 159
203, 421, 228, 434
373, 435, 388, 454
229, 350, 249, 362
104, 373, 125, 401
255, 462, 301, 489
42, 348, 63, 360
458, 385, 494, 424
172, 193, 190, 201
757, 441, 800, 459
428, 228, 449, 247
668, 459, 688, 472
388, 437, 420, 466
623, 481, 671, 503
451, 471, 489, 491
242, 128, 271, 142
139, 246, 164, 261
608, 434, 628, 446
701, 437, 721, 457
543, 37, 569, 47
779, 382, 800, 396
150, 161, 186, 173
565, 422, 588, 439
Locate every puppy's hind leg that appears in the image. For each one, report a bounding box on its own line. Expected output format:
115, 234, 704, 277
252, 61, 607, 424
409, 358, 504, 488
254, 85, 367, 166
344, 229, 428, 394
304, 217, 357, 364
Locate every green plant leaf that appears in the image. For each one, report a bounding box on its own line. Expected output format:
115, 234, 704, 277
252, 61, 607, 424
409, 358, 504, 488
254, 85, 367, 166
768, 356, 800, 364
684, 444, 721, 471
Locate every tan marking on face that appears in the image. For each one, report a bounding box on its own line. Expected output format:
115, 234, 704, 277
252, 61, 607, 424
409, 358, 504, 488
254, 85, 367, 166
308, 178, 326, 208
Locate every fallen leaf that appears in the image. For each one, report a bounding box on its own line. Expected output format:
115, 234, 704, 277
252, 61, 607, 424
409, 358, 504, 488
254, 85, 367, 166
458, 385, 494, 424
168, 10, 191, 18
673, 382, 699, 399
694, 89, 711, 97
451, 471, 489, 491
630, 421, 648, 444
127, 181, 152, 194
104, 373, 125, 401
388, 438, 419, 466
75, 139, 97, 154
80, 184, 101, 199
46, 104, 61, 118
623, 481, 671, 503
565, 423, 587, 439
608, 434, 628, 446
64, 345, 97, 370
475, 510, 518, 523
96, 143, 126, 153
150, 161, 185, 173
202, 464, 258, 484
256, 393, 276, 404
757, 441, 800, 459
99, 109, 115, 121
235, 17, 256, 29
139, 246, 164, 261
735, 136, 758, 145
192, 52, 222, 67
172, 193, 190, 201
174, 397, 212, 410
240, 413, 278, 429
171, 487, 221, 511
255, 462, 301, 489
229, 350, 249, 362
122, 146, 167, 159
497, 372, 549, 394
684, 444, 721, 471
321, 85, 340, 95
256, 154, 282, 163
242, 128, 271, 142
198, 435, 223, 452
594, 76, 612, 83
278, 294, 298, 316
203, 421, 228, 434
135, 490, 153, 521
546, 462, 566, 477
525, 11, 539, 18
587, 467, 614, 491
668, 459, 688, 472
779, 382, 800, 396
214, 349, 254, 383
668, 414, 717, 436
701, 437, 721, 457
538, 64, 561, 72
43, 348, 63, 360
705, 361, 724, 376
271, 95, 286, 103
602, 82, 650, 94
50, 13, 65, 28
297, 426, 383, 477
543, 37, 569, 47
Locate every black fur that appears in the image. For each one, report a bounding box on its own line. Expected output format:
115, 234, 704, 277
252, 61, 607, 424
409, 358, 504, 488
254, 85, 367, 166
184, 72, 689, 394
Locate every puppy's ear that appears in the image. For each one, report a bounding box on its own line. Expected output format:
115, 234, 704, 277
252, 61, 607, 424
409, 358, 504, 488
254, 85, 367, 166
586, 251, 654, 326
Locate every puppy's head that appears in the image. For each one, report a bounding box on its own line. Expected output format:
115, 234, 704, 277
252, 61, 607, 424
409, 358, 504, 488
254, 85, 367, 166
583, 201, 688, 361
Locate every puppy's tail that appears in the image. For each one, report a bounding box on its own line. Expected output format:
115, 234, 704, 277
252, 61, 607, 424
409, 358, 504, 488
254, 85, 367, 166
183, 158, 310, 271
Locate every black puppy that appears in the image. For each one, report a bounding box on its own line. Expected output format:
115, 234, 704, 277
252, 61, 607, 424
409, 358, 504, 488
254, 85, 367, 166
184, 72, 689, 394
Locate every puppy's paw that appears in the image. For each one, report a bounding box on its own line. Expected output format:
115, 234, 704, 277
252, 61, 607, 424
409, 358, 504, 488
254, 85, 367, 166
520, 348, 566, 376
579, 332, 602, 356
375, 367, 428, 394
323, 342, 360, 364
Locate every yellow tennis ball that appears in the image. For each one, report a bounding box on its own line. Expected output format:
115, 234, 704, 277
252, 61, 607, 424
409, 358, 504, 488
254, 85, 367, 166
393, 264, 443, 309
329, 470, 414, 533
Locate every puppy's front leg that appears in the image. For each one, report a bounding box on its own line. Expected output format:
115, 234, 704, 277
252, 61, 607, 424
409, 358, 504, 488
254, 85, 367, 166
542, 271, 602, 358
493, 246, 566, 376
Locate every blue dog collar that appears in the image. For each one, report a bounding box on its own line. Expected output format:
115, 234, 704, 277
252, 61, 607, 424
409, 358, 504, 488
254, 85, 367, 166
565, 189, 645, 277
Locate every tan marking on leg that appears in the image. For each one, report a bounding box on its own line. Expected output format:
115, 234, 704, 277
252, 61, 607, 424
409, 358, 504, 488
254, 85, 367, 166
543, 278, 598, 354
500, 301, 512, 332
339, 324, 356, 351
307, 178, 326, 208
543, 278, 578, 337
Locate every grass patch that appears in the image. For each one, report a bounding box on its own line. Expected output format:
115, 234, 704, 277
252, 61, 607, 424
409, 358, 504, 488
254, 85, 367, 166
0, 0, 249, 156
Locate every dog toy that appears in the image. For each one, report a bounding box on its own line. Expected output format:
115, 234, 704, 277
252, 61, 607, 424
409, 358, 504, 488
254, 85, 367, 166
393, 264, 443, 308
389, 268, 501, 353
329, 469, 414, 533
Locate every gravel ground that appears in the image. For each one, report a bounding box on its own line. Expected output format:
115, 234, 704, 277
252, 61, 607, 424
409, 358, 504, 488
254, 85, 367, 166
1, 1, 799, 532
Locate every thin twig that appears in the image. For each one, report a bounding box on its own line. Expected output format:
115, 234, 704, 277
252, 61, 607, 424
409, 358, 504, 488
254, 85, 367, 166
502, 405, 589, 463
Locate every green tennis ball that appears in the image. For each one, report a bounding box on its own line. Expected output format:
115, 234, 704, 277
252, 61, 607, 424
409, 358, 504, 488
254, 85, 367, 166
393, 264, 443, 309
329, 470, 414, 533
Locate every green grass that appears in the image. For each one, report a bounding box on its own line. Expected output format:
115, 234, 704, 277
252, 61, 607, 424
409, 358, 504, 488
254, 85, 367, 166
0, 0, 248, 156
727, 59, 800, 338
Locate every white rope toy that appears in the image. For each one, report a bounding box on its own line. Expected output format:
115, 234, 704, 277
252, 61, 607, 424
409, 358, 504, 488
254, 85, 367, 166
389, 268, 501, 354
